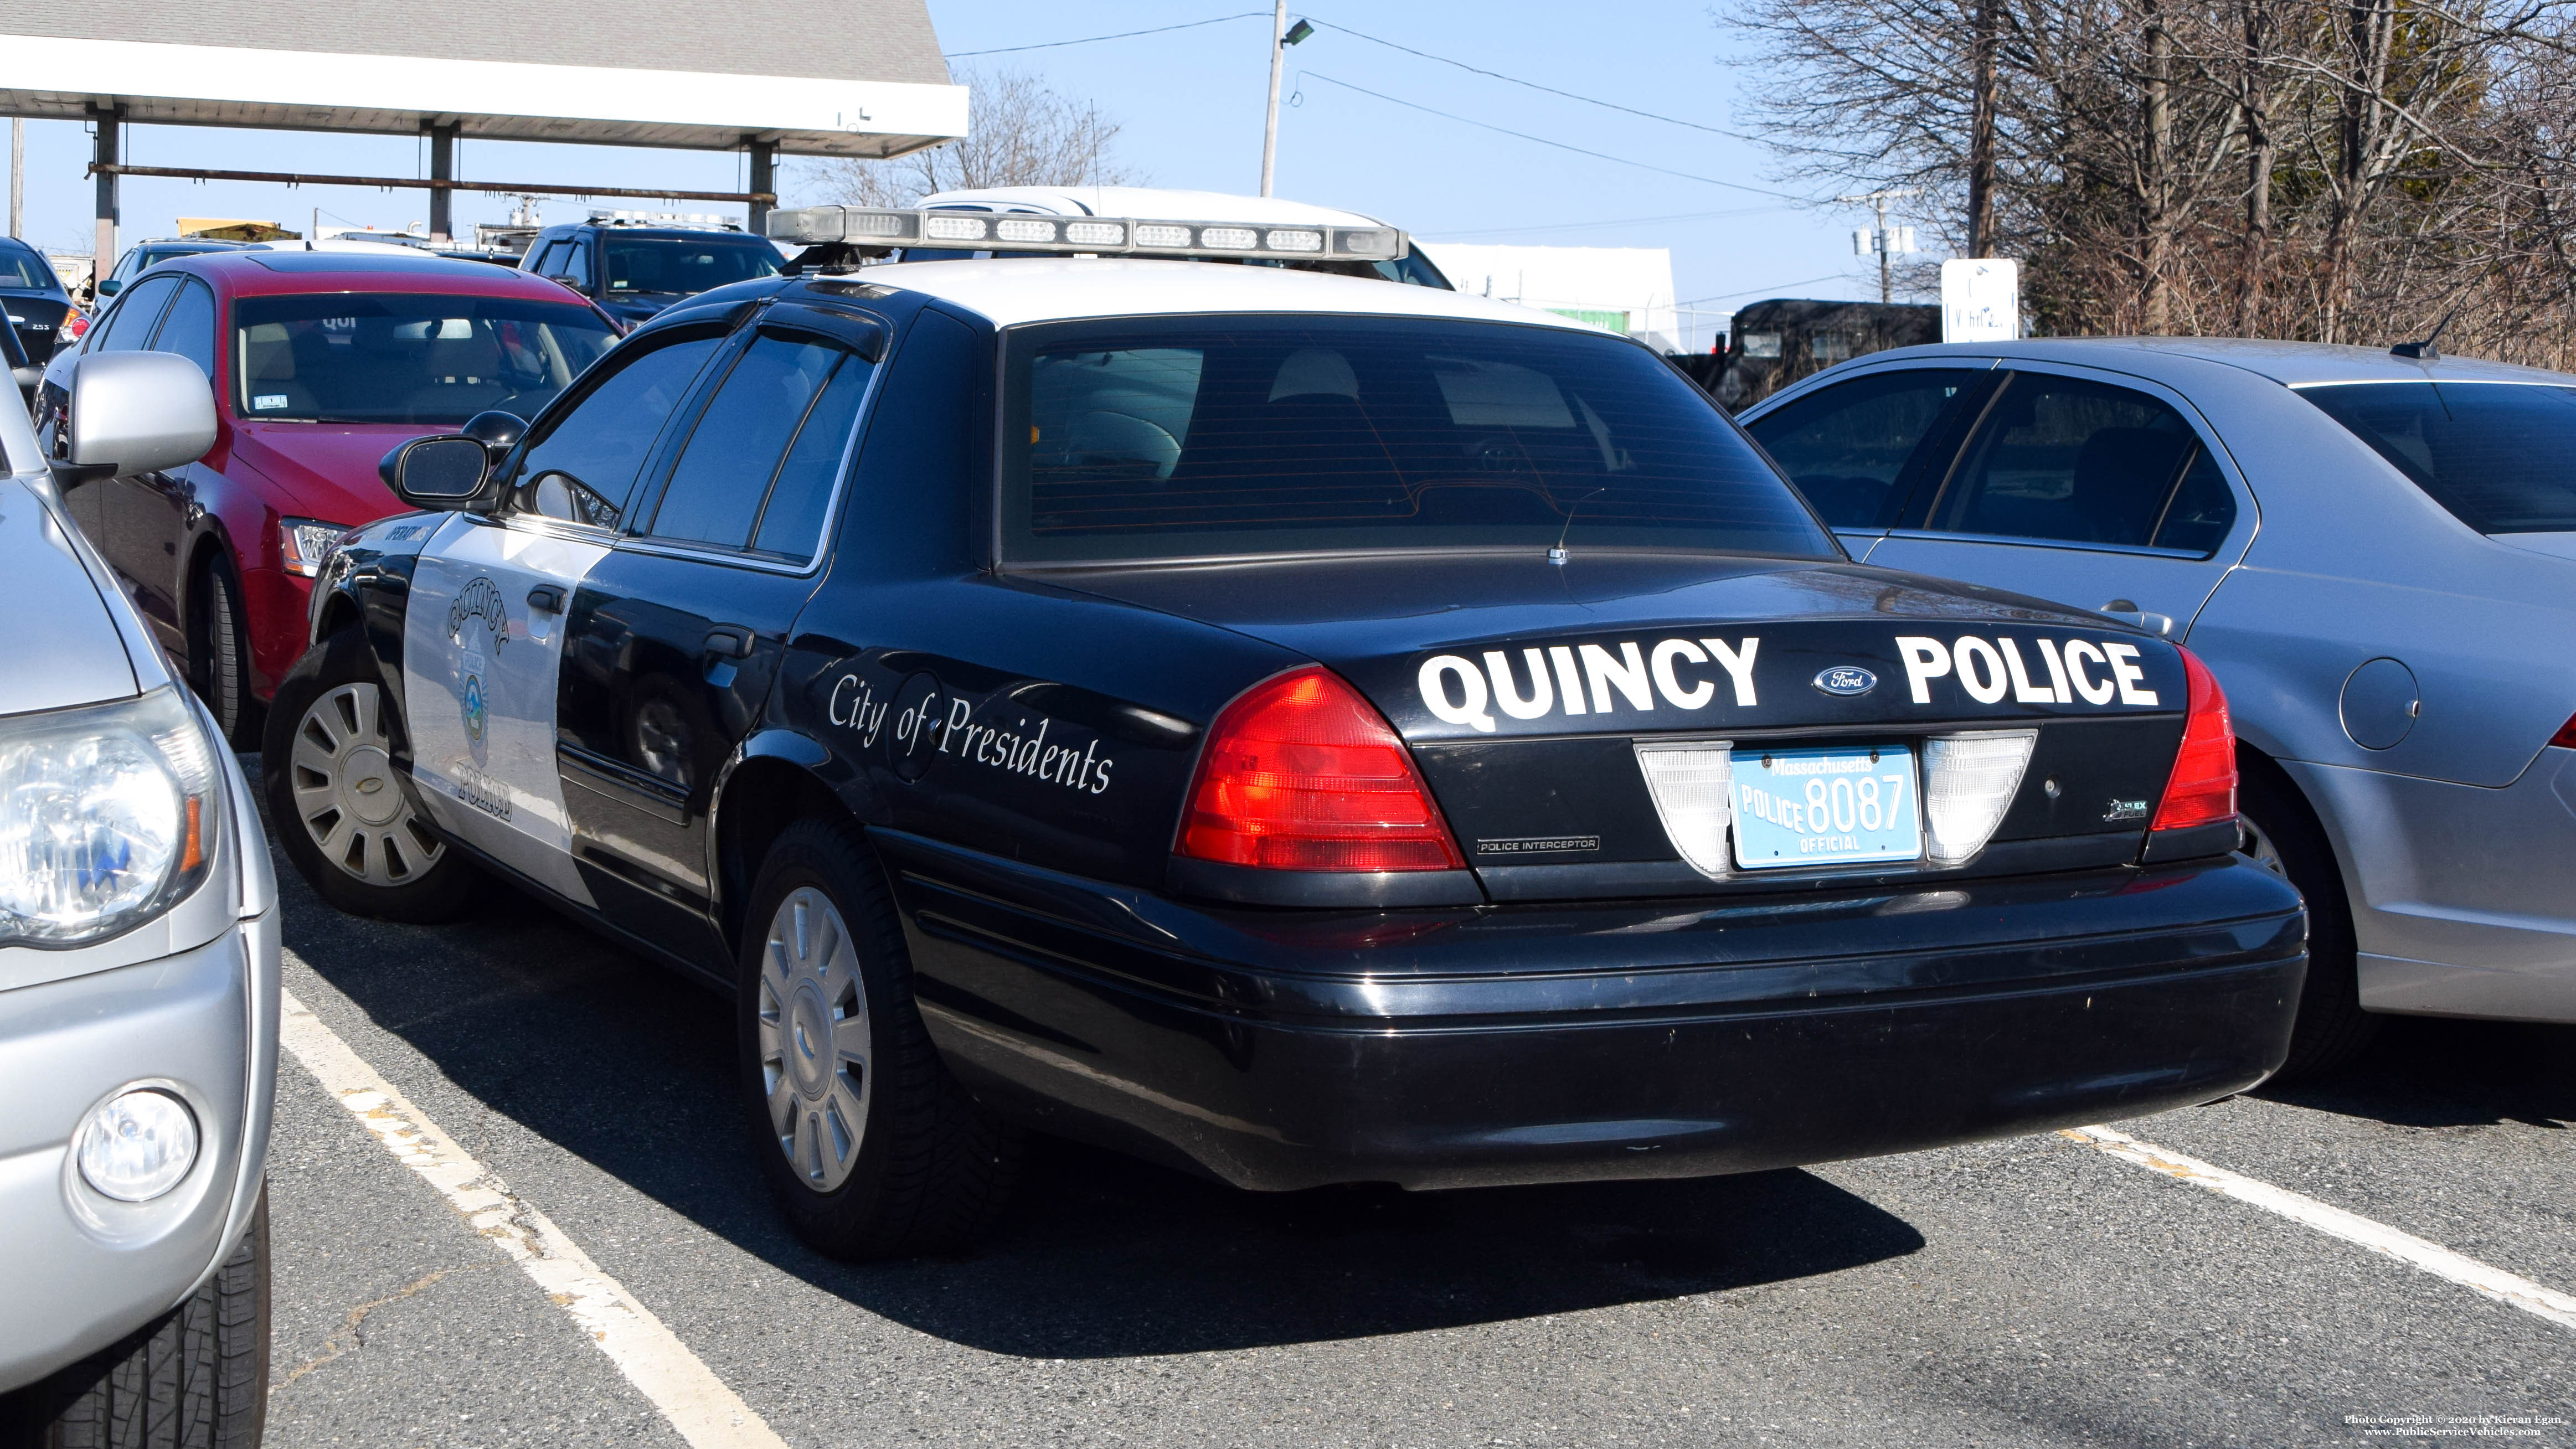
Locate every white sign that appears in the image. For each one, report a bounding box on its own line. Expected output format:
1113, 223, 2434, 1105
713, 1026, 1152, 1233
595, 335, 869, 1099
1941, 257, 2020, 342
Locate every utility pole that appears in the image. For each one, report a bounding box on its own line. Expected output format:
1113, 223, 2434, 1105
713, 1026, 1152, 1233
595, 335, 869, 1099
1839, 187, 1920, 303
1259, 4, 1313, 197
9, 118, 22, 239
1260, 1, 1287, 197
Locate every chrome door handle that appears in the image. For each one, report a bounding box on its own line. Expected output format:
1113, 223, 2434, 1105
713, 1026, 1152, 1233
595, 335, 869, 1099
703, 626, 753, 659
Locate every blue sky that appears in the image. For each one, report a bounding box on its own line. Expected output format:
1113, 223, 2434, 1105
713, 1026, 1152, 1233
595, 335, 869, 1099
4, 2, 1898, 338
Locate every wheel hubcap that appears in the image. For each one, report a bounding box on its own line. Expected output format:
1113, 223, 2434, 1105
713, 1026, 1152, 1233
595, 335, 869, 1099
288, 682, 445, 886
757, 887, 872, 1193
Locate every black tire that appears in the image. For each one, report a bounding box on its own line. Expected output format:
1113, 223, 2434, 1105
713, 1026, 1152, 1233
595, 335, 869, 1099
1, 1187, 270, 1449
2241, 755, 2381, 1081
261, 627, 481, 924
189, 555, 260, 750
736, 818, 1021, 1260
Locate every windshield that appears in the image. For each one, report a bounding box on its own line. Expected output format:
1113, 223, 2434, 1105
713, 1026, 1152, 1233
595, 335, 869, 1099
0, 247, 54, 291
1001, 314, 1832, 564
601, 236, 780, 296
2300, 381, 2576, 534
234, 292, 619, 425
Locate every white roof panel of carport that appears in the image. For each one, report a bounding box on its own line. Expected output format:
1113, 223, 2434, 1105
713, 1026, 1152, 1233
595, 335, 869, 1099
0, 0, 965, 155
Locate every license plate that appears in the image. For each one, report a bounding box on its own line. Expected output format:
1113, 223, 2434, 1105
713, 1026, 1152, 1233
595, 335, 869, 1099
1730, 744, 1921, 870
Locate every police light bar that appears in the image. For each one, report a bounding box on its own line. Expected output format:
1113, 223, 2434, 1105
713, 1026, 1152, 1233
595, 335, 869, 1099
765, 207, 1409, 263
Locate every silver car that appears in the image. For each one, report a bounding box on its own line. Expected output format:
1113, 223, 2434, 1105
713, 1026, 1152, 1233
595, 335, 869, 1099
0, 352, 280, 1440
1740, 338, 2576, 1075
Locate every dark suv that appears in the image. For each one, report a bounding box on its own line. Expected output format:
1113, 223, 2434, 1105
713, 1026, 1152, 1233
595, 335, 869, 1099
518, 215, 784, 328
1, 236, 74, 359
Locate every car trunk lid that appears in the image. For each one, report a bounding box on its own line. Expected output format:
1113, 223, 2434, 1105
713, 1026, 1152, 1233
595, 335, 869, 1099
1049, 553, 2193, 899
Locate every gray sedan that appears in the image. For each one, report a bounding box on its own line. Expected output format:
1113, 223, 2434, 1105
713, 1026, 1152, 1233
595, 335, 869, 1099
1740, 338, 2576, 1075
0, 352, 279, 1440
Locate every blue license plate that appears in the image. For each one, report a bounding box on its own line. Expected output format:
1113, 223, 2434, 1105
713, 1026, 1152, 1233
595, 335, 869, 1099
1731, 744, 1921, 870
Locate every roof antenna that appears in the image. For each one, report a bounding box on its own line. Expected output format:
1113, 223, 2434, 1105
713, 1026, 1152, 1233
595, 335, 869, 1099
1548, 487, 1605, 565
2390, 308, 2459, 361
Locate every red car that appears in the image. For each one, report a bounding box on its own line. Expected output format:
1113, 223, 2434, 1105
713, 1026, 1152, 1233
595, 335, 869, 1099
38, 251, 620, 740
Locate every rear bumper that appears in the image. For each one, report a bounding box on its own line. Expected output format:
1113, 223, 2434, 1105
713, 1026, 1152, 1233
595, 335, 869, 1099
880, 833, 2308, 1192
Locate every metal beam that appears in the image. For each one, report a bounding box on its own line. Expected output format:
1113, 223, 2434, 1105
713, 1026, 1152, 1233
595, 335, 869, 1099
426, 121, 458, 238
746, 140, 775, 238
85, 162, 774, 207
92, 105, 119, 285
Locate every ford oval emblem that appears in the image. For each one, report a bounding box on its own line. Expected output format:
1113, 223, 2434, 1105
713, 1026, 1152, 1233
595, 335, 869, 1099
1813, 666, 1878, 698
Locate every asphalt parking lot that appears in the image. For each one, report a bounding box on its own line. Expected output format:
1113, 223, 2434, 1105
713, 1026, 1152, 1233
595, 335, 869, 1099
248, 758, 2576, 1449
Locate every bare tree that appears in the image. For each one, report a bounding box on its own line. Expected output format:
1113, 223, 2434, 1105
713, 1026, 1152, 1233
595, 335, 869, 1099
803, 68, 1138, 207
1723, 0, 2576, 358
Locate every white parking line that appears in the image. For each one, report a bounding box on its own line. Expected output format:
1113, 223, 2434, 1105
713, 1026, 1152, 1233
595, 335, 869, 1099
2064, 1124, 2576, 1333
278, 986, 790, 1449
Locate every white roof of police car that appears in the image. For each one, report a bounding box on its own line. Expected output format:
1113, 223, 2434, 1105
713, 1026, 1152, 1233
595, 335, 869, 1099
1855, 336, 2570, 389
854, 256, 1605, 333
916, 186, 1392, 229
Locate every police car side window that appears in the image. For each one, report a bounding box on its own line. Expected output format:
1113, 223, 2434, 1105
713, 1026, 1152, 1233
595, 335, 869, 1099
506, 333, 722, 529
94, 275, 182, 352
561, 244, 593, 291
1923, 372, 2234, 553
645, 334, 868, 557
1744, 368, 1983, 529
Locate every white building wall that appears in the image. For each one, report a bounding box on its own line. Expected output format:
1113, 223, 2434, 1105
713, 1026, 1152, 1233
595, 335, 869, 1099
1413, 243, 1681, 352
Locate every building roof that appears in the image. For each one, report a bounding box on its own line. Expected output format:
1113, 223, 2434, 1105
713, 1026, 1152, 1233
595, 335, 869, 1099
850, 256, 1607, 332
0, 0, 963, 155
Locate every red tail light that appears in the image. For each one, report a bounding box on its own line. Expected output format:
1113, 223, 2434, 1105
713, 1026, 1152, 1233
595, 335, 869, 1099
2552, 713, 2576, 749
1178, 667, 1466, 873
2151, 646, 2237, 831
60, 310, 88, 341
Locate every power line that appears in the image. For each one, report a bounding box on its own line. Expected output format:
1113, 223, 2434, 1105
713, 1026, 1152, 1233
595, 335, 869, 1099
1299, 73, 1810, 202
1673, 272, 1861, 307
1304, 18, 1746, 141
1431, 204, 1796, 239
945, 11, 1269, 58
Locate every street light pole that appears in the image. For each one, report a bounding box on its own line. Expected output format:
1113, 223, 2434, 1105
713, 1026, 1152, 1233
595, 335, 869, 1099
8, 119, 22, 239
1260, 0, 1287, 198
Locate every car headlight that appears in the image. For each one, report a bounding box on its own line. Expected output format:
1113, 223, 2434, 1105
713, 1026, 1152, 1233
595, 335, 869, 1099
76, 1089, 199, 1201
0, 687, 218, 947
279, 517, 349, 578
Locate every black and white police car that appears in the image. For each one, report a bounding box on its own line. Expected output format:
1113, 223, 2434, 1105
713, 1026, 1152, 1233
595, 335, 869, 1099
268, 204, 2306, 1259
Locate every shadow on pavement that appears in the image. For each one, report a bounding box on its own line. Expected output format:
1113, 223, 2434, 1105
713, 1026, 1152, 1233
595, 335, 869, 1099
2254, 1014, 2576, 1132
272, 844, 1924, 1358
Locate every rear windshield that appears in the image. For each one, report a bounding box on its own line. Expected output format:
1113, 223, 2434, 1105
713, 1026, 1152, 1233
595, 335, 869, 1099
234, 292, 619, 425
1001, 315, 1833, 564
2300, 381, 2576, 534
601, 237, 780, 296
0, 247, 54, 291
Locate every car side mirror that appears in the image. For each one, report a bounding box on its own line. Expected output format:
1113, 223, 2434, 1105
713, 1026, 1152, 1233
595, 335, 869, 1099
54, 352, 217, 487
380, 436, 492, 509
97, 278, 122, 297
461, 409, 527, 462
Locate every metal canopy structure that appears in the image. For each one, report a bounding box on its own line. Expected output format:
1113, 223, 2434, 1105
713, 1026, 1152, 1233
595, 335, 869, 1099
0, 0, 964, 258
